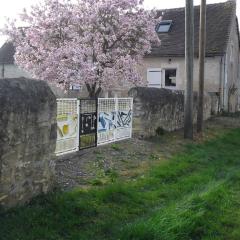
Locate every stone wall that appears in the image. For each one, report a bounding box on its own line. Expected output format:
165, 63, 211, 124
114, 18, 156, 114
129, 87, 218, 138
0, 78, 57, 208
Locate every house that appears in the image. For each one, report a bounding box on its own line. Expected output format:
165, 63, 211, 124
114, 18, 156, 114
142, 0, 240, 112
1, 0, 239, 109
0, 42, 74, 97
0, 42, 31, 79
0, 41, 119, 98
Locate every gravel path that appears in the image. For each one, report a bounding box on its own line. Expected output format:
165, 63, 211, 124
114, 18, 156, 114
55, 115, 240, 190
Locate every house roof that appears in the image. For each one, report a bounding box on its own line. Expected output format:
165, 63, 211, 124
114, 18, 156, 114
0, 1, 238, 62
0, 41, 15, 64
149, 0, 238, 57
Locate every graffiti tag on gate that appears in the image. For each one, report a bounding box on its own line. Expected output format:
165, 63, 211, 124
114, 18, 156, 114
98, 110, 132, 132
116, 110, 132, 128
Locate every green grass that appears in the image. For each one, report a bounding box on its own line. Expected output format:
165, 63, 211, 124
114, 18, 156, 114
1, 129, 240, 240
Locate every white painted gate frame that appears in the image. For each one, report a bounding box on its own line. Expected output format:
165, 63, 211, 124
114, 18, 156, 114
55, 97, 133, 155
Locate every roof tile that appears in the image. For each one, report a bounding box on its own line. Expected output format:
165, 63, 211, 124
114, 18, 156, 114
0, 42, 15, 64
149, 1, 237, 57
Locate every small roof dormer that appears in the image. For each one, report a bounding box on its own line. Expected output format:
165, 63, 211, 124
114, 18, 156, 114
156, 20, 173, 33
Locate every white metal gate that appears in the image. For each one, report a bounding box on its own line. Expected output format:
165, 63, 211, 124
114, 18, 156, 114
55, 97, 133, 154
97, 98, 133, 145
55, 98, 79, 155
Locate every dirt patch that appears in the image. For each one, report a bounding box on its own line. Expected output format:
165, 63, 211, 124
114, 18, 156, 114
55, 115, 240, 190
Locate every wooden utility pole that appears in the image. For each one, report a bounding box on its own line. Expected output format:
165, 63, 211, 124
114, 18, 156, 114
184, 0, 194, 139
197, 0, 207, 133
1, 63, 5, 78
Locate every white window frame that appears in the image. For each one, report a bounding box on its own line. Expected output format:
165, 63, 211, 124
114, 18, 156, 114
162, 68, 177, 89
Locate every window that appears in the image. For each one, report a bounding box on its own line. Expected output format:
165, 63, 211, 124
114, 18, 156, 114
164, 69, 176, 87
147, 68, 177, 88
69, 83, 81, 91
156, 20, 172, 33
147, 68, 162, 88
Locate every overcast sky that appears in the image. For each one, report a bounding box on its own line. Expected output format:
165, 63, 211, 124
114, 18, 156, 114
0, 0, 239, 47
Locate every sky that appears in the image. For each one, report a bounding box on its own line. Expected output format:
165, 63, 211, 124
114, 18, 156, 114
0, 0, 239, 47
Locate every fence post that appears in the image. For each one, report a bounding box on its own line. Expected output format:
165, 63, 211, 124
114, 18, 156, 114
77, 99, 80, 150
130, 98, 134, 139
114, 98, 119, 142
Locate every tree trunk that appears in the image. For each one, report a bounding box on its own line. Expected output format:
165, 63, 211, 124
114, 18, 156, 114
85, 82, 102, 98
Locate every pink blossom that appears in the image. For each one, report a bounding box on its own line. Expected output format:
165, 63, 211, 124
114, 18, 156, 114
2, 0, 160, 96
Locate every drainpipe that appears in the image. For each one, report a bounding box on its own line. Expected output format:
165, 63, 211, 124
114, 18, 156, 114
219, 55, 226, 112
223, 54, 227, 111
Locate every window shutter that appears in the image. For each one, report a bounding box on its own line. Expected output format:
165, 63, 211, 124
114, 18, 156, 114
147, 69, 162, 88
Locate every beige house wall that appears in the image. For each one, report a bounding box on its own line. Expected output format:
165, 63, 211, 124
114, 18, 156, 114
0, 64, 31, 79
0, 64, 68, 98
141, 56, 221, 93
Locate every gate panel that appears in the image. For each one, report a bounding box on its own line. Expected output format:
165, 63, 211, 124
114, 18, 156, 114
79, 99, 97, 150
55, 98, 79, 155
97, 98, 133, 145
97, 98, 116, 144
115, 98, 133, 140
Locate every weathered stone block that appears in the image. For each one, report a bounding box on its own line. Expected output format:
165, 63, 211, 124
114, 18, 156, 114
0, 78, 57, 208
129, 87, 217, 138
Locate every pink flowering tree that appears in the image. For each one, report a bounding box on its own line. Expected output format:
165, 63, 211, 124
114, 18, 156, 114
3, 0, 160, 97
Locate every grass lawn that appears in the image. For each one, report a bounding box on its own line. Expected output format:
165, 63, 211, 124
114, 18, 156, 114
1, 127, 240, 240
